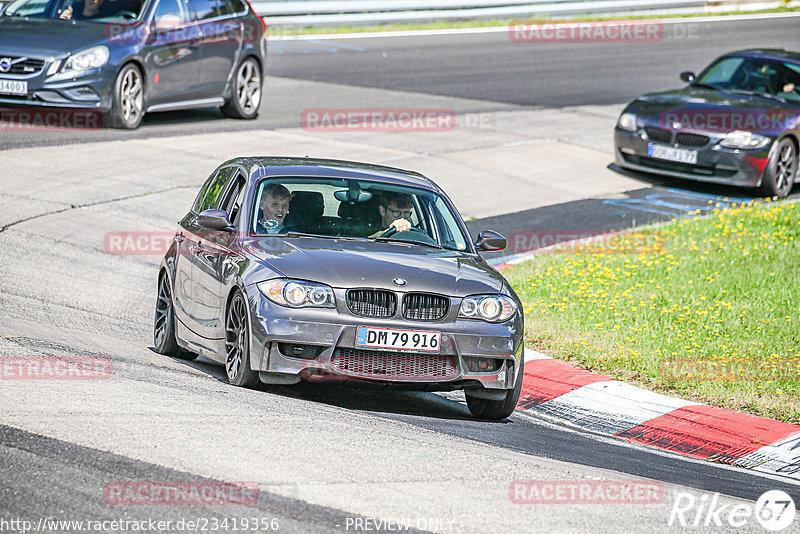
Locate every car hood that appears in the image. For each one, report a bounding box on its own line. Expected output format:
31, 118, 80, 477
0, 17, 117, 57
627, 87, 800, 134
244, 237, 505, 297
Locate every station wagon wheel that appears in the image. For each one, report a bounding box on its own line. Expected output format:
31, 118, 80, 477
111, 63, 144, 129
760, 137, 797, 198
225, 290, 259, 387
221, 57, 261, 120
154, 271, 197, 360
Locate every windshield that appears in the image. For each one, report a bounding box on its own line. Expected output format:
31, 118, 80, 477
3, 0, 146, 22
695, 56, 800, 102
251, 177, 471, 252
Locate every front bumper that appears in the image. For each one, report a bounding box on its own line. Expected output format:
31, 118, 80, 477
0, 65, 114, 111
614, 127, 771, 188
246, 287, 524, 392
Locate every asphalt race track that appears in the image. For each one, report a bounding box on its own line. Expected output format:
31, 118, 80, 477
1, 13, 799, 533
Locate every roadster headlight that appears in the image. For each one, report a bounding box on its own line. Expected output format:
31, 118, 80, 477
459, 295, 517, 322
718, 130, 770, 149
258, 279, 335, 308
63, 46, 109, 73
617, 112, 638, 132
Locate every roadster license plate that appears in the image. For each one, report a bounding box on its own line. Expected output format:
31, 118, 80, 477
647, 143, 697, 164
356, 326, 440, 352
0, 79, 27, 96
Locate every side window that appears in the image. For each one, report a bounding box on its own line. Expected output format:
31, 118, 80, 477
187, 0, 218, 20
152, 0, 188, 24
195, 167, 236, 213
220, 174, 246, 224
228, 0, 245, 12
216, 0, 233, 16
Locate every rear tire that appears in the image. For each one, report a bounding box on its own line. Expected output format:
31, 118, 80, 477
110, 63, 145, 129
759, 137, 797, 198
225, 290, 260, 388
466, 359, 524, 420
221, 57, 261, 120
154, 271, 197, 361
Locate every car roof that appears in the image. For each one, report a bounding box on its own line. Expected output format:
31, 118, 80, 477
722, 48, 800, 64
236, 157, 438, 191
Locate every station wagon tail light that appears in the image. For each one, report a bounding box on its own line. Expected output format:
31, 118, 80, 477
459, 295, 516, 322
258, 279, 335, 308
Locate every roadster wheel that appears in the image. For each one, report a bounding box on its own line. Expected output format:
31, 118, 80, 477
760, 137, 797, 198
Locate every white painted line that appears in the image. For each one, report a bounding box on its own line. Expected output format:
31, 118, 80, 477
524, 347, 552, 362
529, 380, 701, 435
735, 432, 800, 481
268, 12, 800, 41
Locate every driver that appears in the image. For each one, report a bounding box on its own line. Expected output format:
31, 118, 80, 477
369, 192, 413, 238
256, 183, 291, 234
59, 0, 109, 19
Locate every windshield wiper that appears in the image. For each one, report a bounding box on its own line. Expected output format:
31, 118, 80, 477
283, 231, 367, 242
727, 89, 785, 103
372, 237, 443, 249
690, 82, 725, 92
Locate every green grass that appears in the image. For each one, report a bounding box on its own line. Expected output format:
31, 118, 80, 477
504, 198, 800, 423
268, 6, 800, 36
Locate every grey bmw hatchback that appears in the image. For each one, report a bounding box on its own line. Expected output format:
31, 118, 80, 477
155, 158, 526, 420
0, 0, 266, 128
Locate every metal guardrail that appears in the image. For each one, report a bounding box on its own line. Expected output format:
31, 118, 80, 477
252, 0, 707, 26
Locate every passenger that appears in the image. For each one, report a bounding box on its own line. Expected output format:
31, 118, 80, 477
369, 191, 413, 238
256, 183, 291, 234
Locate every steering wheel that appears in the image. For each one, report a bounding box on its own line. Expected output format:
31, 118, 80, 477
116, 10, 138, 19
380, 226, 427, 238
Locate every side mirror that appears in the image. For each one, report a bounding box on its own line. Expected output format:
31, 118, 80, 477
680, 71, 695, 83
198, 209, 236, 232
474, 230, 507, 252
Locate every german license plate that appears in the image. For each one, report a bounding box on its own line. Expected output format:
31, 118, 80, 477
647, 143, 697, 164
356, 326, 440, 352
0, 79, 27, 96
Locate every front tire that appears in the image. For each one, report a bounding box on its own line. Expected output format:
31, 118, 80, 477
154, 272, 197, 360
221, 57, 261, 120
466, 359, 524, 420
111, 63, 145, 129
225, 290, 259, 388
759, 137, 797, 198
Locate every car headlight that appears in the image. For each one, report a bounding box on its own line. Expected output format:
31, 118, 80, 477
63, 46, 110, 73
617, 112, 638, 132
258, 279, 335, 308
718, 130, 771, 149
459, 295, 517, 322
